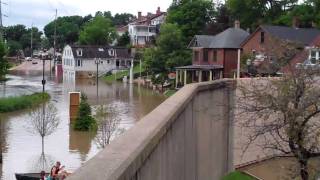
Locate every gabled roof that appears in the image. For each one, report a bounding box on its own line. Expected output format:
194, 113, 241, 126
69, 45, 132, 59
261, 25, 320, 45
189, 28, 250, 49
242, 25, 320, 46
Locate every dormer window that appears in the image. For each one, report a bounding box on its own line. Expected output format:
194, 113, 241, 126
108, 49, 115, 56
77, 49, 83, 56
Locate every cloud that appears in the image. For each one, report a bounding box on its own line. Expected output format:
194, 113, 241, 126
3, 0, 172, 30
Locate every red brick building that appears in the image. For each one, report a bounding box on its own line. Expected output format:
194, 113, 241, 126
241, 25, 320, 75
175, 22, 249, 87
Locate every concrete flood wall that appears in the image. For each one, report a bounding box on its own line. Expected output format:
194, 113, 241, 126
67, 80, 236, 180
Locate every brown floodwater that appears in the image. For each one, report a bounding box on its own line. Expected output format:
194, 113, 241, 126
0, 72, 166, 180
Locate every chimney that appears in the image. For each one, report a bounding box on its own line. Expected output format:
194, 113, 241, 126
292, 16, 300, 28
138, 12, 142, 20
234, 20, 240, 29
156, 7, 161, 15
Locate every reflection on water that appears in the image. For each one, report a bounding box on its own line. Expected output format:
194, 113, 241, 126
0, 72, 165, 180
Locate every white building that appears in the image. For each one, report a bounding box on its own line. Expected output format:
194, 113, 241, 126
62, 45, 133, 79
128, 7, 166, 47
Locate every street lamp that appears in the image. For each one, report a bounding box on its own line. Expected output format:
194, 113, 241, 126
95, 58, 102, 101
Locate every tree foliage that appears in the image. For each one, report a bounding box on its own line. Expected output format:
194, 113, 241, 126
4, 25, 42, 56
166, 0, 215, 43
143, 23, 191, 76
117, 31, 130, 47
74, 94, 96, 131
44, 16, 87, 48
79, 15, 117, 45
0, 41, 8, 78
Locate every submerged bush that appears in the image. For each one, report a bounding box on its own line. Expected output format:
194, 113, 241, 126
74, 94, 96, 131
0, 92, 50, 113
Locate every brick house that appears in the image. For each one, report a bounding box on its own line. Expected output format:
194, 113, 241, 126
175, 21, 249, 87
241, 25, 320, 75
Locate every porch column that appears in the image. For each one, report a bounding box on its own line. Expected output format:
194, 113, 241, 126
191, 71, 194, 82
198, 70, 202, 82
237, 49, 241, 79
209, 70, 213, 81
180, 70, 183, 83
220, 71, 223, 79
184, 70, 187, 85
175, 70, 179, 88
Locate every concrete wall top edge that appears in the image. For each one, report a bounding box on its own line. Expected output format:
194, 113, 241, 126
67, 79, 236, 180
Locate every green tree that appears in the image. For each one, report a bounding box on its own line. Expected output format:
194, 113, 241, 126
117, 31, 130, 47
0, 41, 8, 79
44, 16, 86, 48
7, 40, 22, 56
74, 94, 96, 131
4, 25, 28, 42
113, 13, 136, 26
144, 23, 191, 76
226, 0, 299, 30
79, 15, 117, 45
166, 0, 215, 43
274, 4, 315, 27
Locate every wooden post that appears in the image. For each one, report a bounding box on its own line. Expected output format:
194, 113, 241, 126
184, 70, 187, 85
176, 70, 179, 88
70, 92, 81, 122
198, 70, 202, 82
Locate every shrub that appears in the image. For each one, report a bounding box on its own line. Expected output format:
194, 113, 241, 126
0, 92, 50, 113
74, 94, 96, 131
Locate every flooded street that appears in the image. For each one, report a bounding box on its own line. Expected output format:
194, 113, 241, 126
0, 72, 165, 180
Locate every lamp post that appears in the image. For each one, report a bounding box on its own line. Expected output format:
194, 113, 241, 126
95, 58, 102, 101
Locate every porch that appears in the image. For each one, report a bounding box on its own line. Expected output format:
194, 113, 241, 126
175, 65, 224, 88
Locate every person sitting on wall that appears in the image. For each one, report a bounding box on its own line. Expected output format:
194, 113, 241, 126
50, 161, 70, 180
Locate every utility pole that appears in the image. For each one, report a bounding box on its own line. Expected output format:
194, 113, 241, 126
51, 9, 57, 77
0, 0, 8, 41
31, 23, 33, 59
0, 0, 3, 41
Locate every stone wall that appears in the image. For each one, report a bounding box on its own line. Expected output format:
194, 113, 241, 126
67, 80, 236, 180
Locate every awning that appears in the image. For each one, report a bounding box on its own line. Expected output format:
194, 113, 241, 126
175, 65, 223, 70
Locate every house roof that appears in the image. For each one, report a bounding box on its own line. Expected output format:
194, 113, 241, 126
69, 45, 132, 59
261, 25, 320, 45
175, 64, 224, 70
242, 25, 320, 46
190, 28, 250, 49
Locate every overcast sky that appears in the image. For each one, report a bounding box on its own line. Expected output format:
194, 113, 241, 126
3, 0, 172, 30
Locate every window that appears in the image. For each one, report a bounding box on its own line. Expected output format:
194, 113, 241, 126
213, 50, 217, 62
108, 49, 115, 56
310, 50, 317, 64
77, 49, 83, 56
203, 49, 209, 62
260, 31, 265, 43
107, 60, 110, 64
194, 51, 199, 61
76, 59, 82, 67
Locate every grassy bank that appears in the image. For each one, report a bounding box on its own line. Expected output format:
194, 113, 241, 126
164, 89, 177, 97
103, 65, 146, 83
0, 93, 50, 113
222, 171, 256, 180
